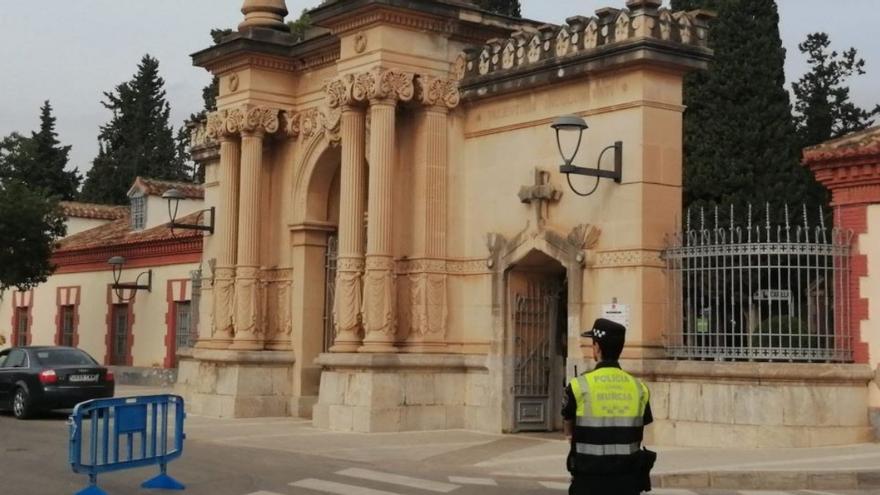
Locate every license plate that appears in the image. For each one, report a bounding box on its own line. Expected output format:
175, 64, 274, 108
69, 374, 99, 383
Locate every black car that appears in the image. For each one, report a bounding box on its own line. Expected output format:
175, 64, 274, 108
0, 346, 114, 419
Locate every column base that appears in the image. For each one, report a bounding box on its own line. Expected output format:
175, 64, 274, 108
329, 342, 362, 353
228, 340, 264, 351
313, 353, 493, 433
175, 349, 296, 419
358, 342, 397, 353
196, 339, 232, 350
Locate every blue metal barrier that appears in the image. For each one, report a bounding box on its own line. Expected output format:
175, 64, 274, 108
69, 394, 186, 495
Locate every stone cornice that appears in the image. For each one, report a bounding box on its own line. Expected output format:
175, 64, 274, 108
804, 129, 880, 206
193, 30, 340, 75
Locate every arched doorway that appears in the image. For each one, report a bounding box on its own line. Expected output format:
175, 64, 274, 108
507, 249, 567, 432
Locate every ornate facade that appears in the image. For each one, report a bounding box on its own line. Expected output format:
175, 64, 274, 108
177, 0, 717, 433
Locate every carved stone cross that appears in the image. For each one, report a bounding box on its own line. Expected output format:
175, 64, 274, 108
518, 168, 563, 227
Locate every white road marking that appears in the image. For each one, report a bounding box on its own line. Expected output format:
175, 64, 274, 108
337, 468, 460, 493
539, 481, 569, 490
245, 492, 286, 495
650, 490, 701, 495
291, 479, 403, 495
447, 476, 497, 486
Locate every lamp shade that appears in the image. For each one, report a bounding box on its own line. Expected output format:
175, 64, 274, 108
551, 115, 588, 132
108, 256, 126, 267
162, 189, 186, 201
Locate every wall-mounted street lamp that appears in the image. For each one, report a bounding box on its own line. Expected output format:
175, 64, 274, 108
552, 115, 623, 197
108, 256, 152, 302
162, 189, 215, 235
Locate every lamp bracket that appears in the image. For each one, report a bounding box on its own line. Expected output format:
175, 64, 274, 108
559, 141, 623, 184
170, 207, 215, 235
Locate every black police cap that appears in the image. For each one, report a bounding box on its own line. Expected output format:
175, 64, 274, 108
581, 318, 626, 342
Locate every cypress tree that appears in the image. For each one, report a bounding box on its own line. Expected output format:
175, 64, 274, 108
671, 0, 824, 221
0, 102, 81, 200
793, 32, 880, 149
81, 55, 189, 204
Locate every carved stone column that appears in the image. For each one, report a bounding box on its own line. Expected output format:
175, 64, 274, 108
331, 103, 367, 352
203, 111, 241, 348
358, 68, 414, 353
230, 107, 279, 351
405, 76, 460, 351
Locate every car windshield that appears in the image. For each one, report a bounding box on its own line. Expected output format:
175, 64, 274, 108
33, 349, 96, 367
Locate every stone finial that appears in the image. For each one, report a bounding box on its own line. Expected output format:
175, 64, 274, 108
239, 0, 289, 32
626, 0, 662, 10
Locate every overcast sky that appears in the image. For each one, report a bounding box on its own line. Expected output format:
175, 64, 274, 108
0, 1, 876, 175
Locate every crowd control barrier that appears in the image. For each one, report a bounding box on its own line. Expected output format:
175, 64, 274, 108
69, 394, 186, 495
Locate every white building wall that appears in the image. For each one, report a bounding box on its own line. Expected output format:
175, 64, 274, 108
0, 262, 199, 367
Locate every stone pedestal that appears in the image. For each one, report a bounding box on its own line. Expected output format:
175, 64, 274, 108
313, 353, 495, 432
624, 360, 877, 447
176, 349, 296, 418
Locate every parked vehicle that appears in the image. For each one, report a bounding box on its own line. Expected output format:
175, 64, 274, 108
0, 346, 114, 419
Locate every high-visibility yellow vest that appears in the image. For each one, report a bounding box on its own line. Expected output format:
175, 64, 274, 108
569, 367, 649, 456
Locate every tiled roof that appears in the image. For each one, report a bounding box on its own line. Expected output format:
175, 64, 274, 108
128, 177, 205, 200
59, 201, 128, 220
804, 126, 880, 162
56, 211, 203, 252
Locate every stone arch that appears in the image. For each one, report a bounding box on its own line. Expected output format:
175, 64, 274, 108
292, 135, 341, 226
486, 226, 595, 432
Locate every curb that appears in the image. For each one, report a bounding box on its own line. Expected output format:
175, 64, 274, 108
655, 470, 880, 491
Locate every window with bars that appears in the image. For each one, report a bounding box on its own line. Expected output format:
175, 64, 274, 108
61, 305, 76, 347
15, 307, 28, 347
131, 194, 146, 230
111, 304, 130, 365
175, 302, 192, 350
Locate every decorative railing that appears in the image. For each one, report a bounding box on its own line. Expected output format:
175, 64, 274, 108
663, 205, 853, 363
459, 1, 712, 81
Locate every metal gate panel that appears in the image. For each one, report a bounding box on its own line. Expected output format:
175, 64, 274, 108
511, 279, 560, 432
323, 234, 338, 353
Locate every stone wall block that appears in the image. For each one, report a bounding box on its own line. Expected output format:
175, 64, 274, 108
346, 372, 373, 406
465, 374, 491, 407
370, 373, 405, 407
699, 383, 735, 423
215, 365, 239, 395
318, 371, 347, 405
271, 367, 293, 396
195, 363, 220, 394
237, 366, 275, 396
446, 405, 466, 428
645, 381, 668, 420
434, 373, 466, 405
808, 426, 875, 446
313, 404, 331, 429
404, 405, 447, 431
671, 420, 714, 447
830, 386, 870, 426
667, 381, 701, 421
404, 374, 436, 405
329, 405, 355, 431
733, 386, 784, 426
369, 408, 404, 432
234, 395, 287, 417
465, 405, 498, 431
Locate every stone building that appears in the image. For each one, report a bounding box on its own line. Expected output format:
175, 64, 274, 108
0, 178, 205, 380
177, 0, 877, 445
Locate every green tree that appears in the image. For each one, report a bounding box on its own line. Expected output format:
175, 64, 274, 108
0, 180, 66, 292
0, 102, 81, 200
472, 0, 521, 17
793, 32, 880, 149
671, 0, 825, 221
81, 55, 190, 204
288, 10, 313, 42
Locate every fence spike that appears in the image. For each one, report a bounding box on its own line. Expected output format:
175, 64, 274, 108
686, 207, 692, 232
700, 207, 705, 232
802, 204, 809, 230
765, 202, 771, 231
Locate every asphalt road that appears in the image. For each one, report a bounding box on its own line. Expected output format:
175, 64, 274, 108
1, 411, 877, 495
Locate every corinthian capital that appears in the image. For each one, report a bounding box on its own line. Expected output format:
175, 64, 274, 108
416, 75, 461, 109
352, 67, 415, 103
242, 106, 281, 135
324, 74, 356, 109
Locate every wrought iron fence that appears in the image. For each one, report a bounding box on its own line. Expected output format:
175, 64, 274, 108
663, 205, 853, 362
323, 234, 338, 353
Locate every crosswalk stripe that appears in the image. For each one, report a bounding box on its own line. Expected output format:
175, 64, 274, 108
539, 481, 569, 491
337, 468, 460, 493
291, 478, 403, 495
447, 476, 497, 486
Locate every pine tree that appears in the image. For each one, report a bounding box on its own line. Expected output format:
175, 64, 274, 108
0, 102, 81, 200
81, 55, 190, 204
793, 33, 880, 149
671, 0, 825, 221
472, 0, 521, 17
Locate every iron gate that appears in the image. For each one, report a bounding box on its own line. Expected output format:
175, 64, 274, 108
323, 234, 338, 353
511, 279, 562, 431
663, 206, 853, 362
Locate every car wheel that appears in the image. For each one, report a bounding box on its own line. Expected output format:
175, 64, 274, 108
12, 388, 32, 420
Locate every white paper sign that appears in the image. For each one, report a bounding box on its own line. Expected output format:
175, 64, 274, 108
601, 303, 630, 328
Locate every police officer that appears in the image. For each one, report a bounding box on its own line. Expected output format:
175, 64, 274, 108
562, 318, 653, 495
